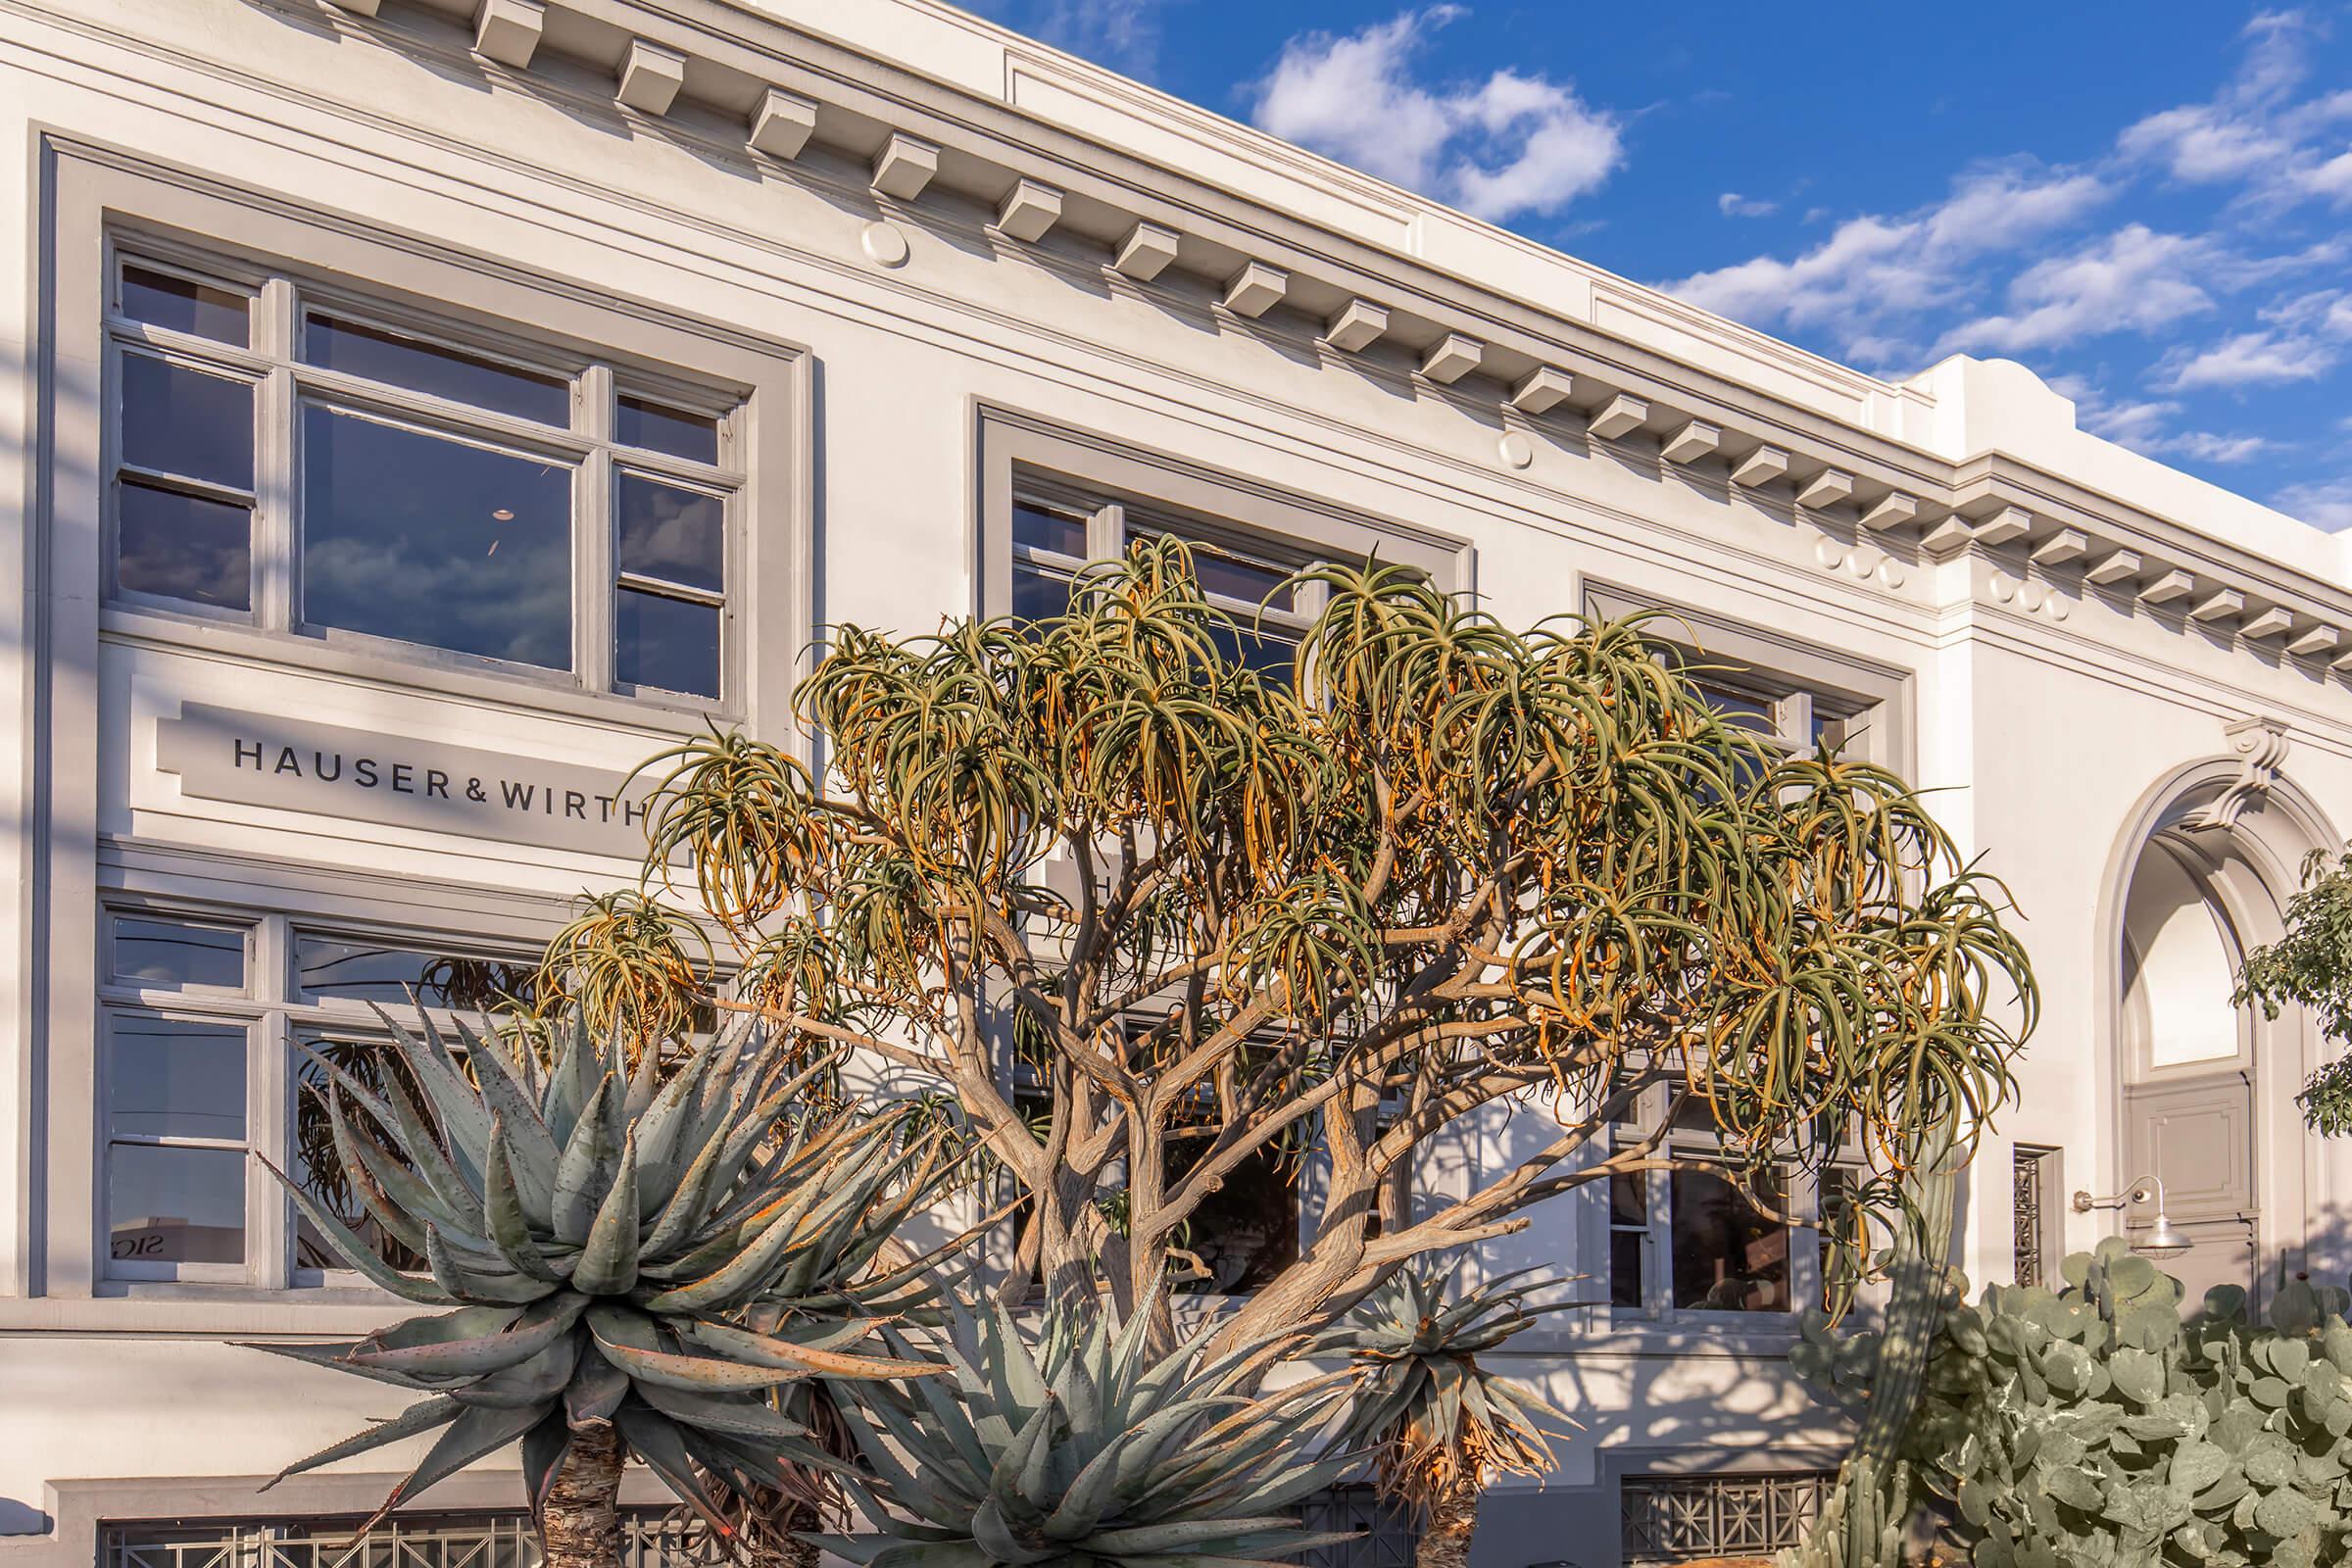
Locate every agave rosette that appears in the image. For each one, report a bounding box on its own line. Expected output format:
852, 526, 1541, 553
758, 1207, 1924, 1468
815, 1282, 1362, 1568
243, 1009, 951, 1534
1321, 1263, 1575, 1505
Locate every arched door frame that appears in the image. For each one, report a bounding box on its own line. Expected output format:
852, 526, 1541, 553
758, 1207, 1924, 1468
2094, 759, 2338, 1293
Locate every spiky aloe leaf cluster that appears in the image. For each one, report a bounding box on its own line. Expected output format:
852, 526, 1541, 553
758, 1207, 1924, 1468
244, 1011, 950, 1533
816, 1285, 1361, 1568
1321, 1263, 1573, 1508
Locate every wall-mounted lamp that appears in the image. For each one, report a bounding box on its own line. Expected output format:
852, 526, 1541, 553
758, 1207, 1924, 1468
2073, 1174, 2194, 1259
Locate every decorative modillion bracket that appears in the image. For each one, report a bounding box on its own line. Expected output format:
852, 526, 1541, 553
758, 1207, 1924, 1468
2195, 713, 2291, 831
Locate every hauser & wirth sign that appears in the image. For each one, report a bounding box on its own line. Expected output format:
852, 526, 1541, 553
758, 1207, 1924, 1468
156, 703, 667, 860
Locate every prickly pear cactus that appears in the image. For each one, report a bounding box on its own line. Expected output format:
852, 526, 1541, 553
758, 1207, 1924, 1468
1899, 1239, 2352, 1568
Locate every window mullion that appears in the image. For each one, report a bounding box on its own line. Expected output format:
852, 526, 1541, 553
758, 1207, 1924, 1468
1090, 502, 1125, 563
579, 366, 615, 694
250, 914, 293, 1289
255, 277, 298, 633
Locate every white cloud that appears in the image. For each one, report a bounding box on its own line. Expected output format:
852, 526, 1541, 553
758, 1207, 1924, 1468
1249, 7, 1623, 223
1717, 192, 1777, 219
2274, 477, 2352, 531
1937, 226, 2217, 356
2158, 431, 2277, 463
2156, 328, 2339, 390
1664, 167, 2106, 356
2118, 10, 2352, 208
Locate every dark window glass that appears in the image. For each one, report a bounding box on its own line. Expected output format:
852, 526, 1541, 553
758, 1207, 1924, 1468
108, 1016, 247, 1140
615, 588, 720, 698
109, 1143, 244, 1264
112, 916, 246, 990
306, 315, 568, 425
1207, 622, 1298, 685
296, 935, 537, 1010
117, 481, 252, 610
616, 395, 719, 464
121, 266, 248, 347
1180, 540, 1297, 612
1610, 1171, 1647, 1307
1671, 1165, 1788, 1312
1011, 565, 1072, 623
1167, 1140, 1298, 1296
294, 1040, 426, 1272
617, 473, 722, 592
121, 353, 253, 490
301, 405, 573, 669
1698, 684, 1778, 736
1013, 502, 1089, 559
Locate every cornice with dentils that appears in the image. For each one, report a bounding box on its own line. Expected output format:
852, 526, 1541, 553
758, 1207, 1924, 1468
289, 0, 2352, 681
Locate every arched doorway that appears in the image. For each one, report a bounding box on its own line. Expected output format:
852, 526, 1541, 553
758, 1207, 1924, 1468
2102, 751, 2337, 1312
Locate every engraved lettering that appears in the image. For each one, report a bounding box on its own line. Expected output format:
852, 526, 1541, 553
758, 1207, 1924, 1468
313, 751, 342, 783
391, 763, 415, 795
426, 769, 449, 800
235, 739, 263, 770
501, 781, 534, 811
356, 758, 379, 788
274, 746, 302, 777
564, 790, 587, 820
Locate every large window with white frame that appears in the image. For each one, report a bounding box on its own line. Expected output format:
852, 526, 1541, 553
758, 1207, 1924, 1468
1578, 592, 1911, 1324
98, 903, 543, 1287
104, 243, 741, 704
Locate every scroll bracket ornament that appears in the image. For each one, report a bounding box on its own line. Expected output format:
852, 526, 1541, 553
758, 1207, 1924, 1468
2195, 713, 2291, 831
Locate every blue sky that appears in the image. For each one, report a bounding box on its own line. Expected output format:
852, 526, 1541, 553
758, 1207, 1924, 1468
963, 1, 2352, 530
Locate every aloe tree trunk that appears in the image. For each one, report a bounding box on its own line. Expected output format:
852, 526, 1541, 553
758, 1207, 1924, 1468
1416, 1474, 1480, 1568
542, 1426, 626, 1568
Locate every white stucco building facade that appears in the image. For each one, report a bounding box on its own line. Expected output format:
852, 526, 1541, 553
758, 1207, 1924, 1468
2, 1, 2350, 1564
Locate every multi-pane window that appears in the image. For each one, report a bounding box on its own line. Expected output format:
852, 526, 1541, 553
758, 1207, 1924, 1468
99, 905, 542, 1285
1009, 485, 1335, 679
1606, 1085, 1849, 1320
106, 249, 739, 702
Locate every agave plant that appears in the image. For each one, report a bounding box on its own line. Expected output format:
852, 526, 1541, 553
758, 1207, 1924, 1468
241, 1009, 950, 1567
1322, 1263, 1576, 1568
814, 1282, 1363, 1568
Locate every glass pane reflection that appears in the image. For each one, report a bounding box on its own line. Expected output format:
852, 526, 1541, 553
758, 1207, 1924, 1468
109, 1016, 247, 1140
616, 396, 718, 464
617, 473, 722, 592
112, 916, 246, 990
296, 935, 537, 1010
121, 267, 249, 346
306, 316, 568, 425
615, 589, 719, 699
1671, 1166, 1788, 1312
302, 405, 573, 669
118, 481, 252, 610
109, 1143, 245, 1265
122, 353, 253, 490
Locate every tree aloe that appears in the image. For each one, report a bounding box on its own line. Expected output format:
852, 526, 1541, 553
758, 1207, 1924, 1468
1325, 1263, 1574, 1568
242, 1009, 951, 1568
570, 538, 2034, 1354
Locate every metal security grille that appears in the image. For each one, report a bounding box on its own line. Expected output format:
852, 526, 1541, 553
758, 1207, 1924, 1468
2014, 1145, 2057, 1289
1298, 1485, 1419, 1568
99, 1509, 718, 1568
1621, 1472, 1830, 1563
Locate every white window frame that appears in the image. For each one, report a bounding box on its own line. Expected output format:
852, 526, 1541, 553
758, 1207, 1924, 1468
95, 898, 546, 1292
1600, 1080, 1851, 1327
978, 409, 1471, 620
1581, 582, 1915, 772
102, 236, 746, 710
